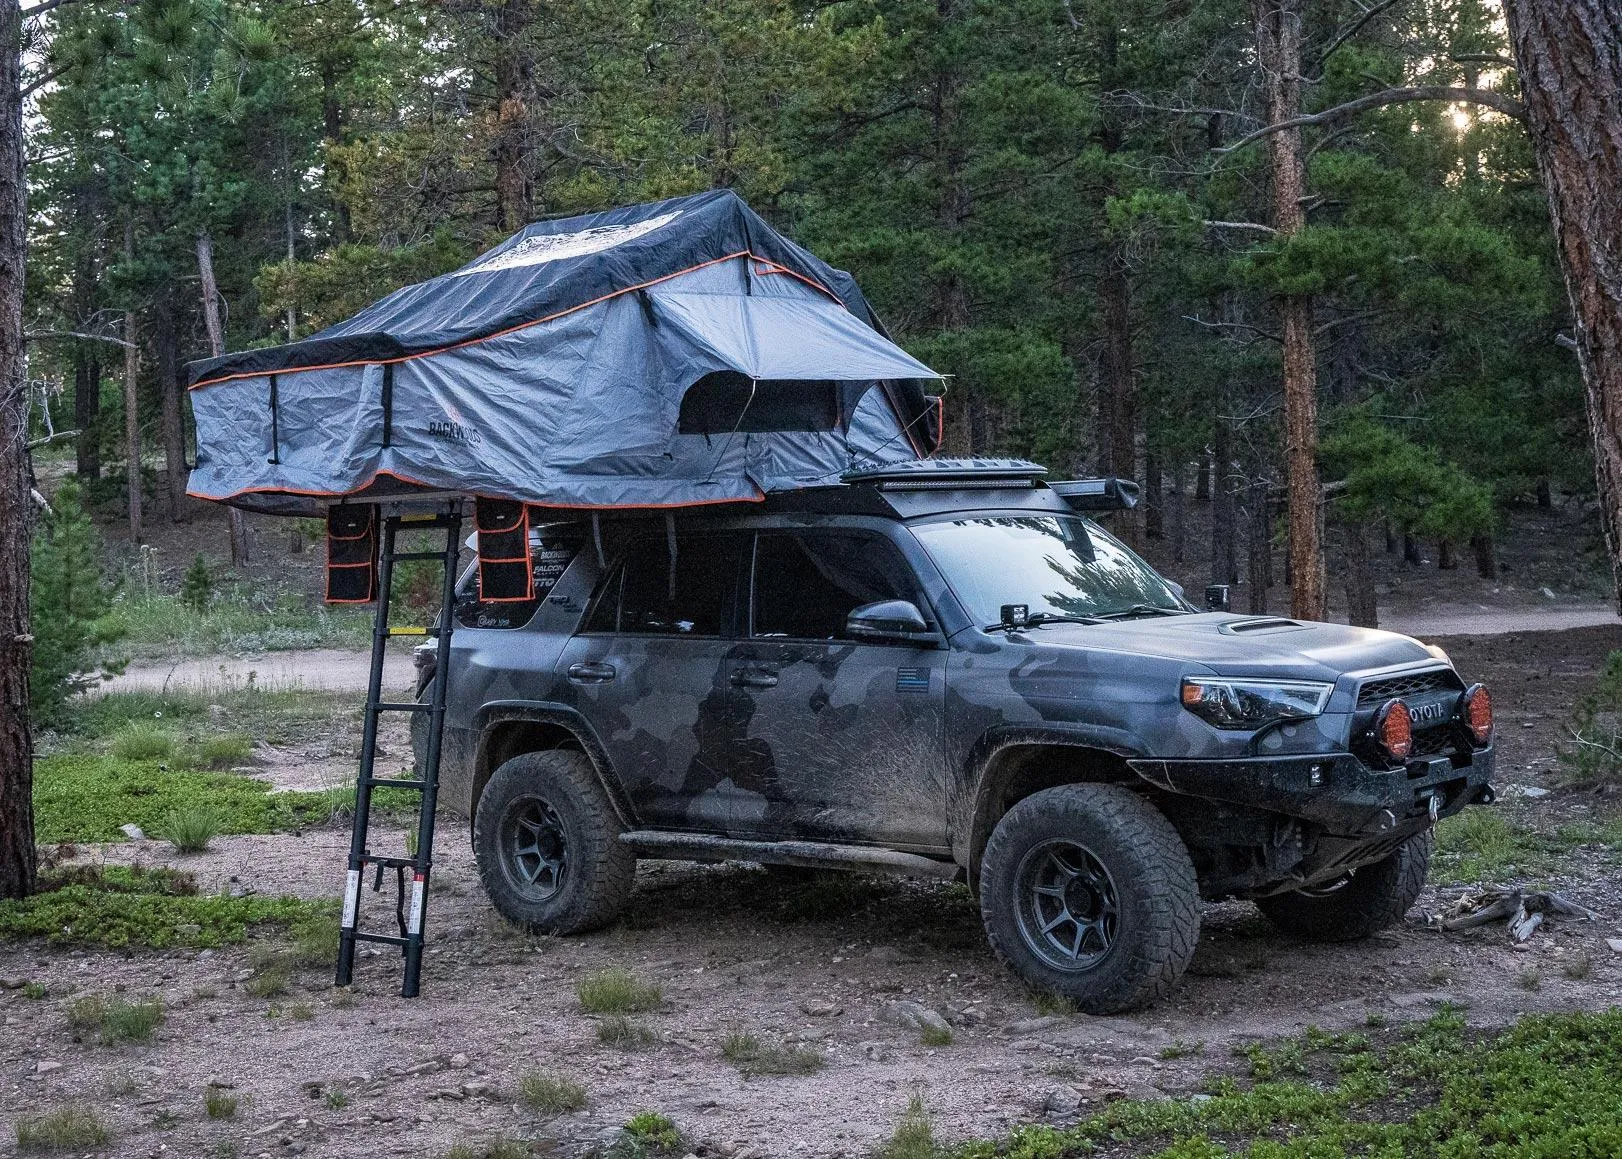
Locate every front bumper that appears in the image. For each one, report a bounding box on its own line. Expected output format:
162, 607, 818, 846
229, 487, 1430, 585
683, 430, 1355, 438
1129, 745, 1494, 836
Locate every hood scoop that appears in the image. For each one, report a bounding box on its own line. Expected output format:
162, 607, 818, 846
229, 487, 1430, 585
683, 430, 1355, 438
1223, 617, 1305, 634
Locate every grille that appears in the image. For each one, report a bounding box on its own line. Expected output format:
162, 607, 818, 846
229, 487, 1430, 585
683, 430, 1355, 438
1357, 668, 1456, 708
1410, 726, 1457, 759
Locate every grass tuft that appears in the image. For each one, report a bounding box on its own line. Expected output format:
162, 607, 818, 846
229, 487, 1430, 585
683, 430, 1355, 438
110, 721, 177, 762
597, 1014, 656, 1049
720, 1027, 825, 1076
577, 967, 661, 1014
519, 1070, 588, 1114
624, 1111, 682, 1153
14, 1104, 110, 1152
67, 994, 163, 1044
159, 805, 221, 854
185, 734, 254, 770
876, 1095, 937, 1159
204, 1085, 238, 1119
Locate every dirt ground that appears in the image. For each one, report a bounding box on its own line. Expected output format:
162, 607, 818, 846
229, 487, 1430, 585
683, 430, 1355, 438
5, 626, 1622, 1159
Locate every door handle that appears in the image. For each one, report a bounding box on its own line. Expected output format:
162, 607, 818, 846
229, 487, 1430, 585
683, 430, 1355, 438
567, 661, 617, 684
730, 668, 779, 689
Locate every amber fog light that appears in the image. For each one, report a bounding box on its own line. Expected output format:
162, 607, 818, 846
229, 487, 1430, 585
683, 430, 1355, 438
1461, 683, 1493, 746
1374, 699, 1413, 763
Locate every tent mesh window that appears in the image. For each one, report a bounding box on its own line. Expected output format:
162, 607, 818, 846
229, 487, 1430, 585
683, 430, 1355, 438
678, 371, 840, 435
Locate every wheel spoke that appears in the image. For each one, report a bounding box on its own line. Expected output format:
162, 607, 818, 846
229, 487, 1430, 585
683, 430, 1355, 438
1039, 910, 1072, 936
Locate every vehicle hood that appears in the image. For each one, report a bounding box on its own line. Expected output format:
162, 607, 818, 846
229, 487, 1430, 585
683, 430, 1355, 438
1024, 612, 1433, 682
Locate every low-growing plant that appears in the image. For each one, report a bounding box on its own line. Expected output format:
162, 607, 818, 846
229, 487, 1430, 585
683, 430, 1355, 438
185, 734, 254, 770
290, 1002, 315, 1021
246, 968, 289, 999
577, 967, 661, 1014
919, 1023, 953, 1047
1561, 650, 1622, 786
21, 980, 45, 999
623, 1111, 682, 1153
111, 721, 177, 762
14, 1104, 110, 1151
719, 1027, 825, 1076
1159, 1039, 1205, 1059
1565, 954, 1594, 980
876, 1095, 937, 1159
597, 1014, 656, 1049
101, 996, 164, 1043
159, 806, 221, 854
443, 1140, 530, 1159
204, 1085, 238, 1119
1519, 968, 1542, 991
1028, 989, 1080, 1018
325, 1090, 349, 1110
519, 1070, 588, 1114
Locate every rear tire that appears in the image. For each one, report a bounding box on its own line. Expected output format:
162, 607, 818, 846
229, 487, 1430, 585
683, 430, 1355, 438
1257, 830, 1432, 942
979, 784, 1200, 1014
473, 749, 635, 934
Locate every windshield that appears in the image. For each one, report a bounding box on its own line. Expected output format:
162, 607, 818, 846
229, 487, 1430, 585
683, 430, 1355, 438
911, 514, 1185, 624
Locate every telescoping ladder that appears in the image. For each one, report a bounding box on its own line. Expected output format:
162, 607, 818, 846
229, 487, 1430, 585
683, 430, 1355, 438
335, 504, 462, 997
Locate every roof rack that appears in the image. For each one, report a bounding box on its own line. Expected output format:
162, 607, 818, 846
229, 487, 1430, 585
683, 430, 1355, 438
842, 458, 1047, 490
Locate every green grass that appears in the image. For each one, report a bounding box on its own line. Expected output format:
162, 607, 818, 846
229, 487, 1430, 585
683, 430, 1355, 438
443, 1140, 531, 1159
519, 1070, 588, 1114
204, 1086, 238, 1119
577, 967, 661, 1014
103, 583, 370, 659
877, 1095, 938, 1159
1430, 808, 1622, 885
64, 687, 361, 749
186, 733, 254, 770
110, 721, 177, 761
623, 1112, 682, 1154
720, 1027, 826, 1075
14, 1104, 110, 1151
31, 753, 357, 843
0, 863, 331, 949
158, 805, 221, 853
64, 993, 163, 1044
920, 1023, 954, 1047
597, 1014, 657, 1048
952, 1007, 1622, 1159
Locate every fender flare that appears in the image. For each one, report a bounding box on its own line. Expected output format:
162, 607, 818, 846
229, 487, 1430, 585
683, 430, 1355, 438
958, 723, 1151, 884
471, 700, 638, 829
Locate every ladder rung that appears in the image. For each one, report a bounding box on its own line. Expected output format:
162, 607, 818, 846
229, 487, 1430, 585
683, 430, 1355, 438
353, 932, 411, 948
386, 552, 448, 562
362, 778, 427, 791
360, 855, 422, 870
385, 627, 429, 637
372, 701, 432, 713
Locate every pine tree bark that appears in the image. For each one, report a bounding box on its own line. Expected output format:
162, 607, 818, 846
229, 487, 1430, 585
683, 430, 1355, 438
1246, 484, 1270, 613
492, 0, 534, 232
73, 350, 99, 480
1144, 443, 1163, 539
196, 230, 248, 564
1343, 520, 1378, 628
122, 220, 141, 544
1472, 534, 1498, 580
1254, 0, 1326, 621
1169, 463, 1186, 563
0, 0, 36, 900
1211, 417, 1238, 586
1504, 0, 1622, 611
155, 299, 187, 523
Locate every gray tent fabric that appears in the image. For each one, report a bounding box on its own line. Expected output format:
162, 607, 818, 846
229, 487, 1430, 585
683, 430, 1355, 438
186, 191, 943, 514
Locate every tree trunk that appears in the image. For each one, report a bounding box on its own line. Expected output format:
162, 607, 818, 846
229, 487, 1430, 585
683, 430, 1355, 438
1343, 520, 1378, 628
1403, 533, 1422, 566
73, 349, 99, 481
1144, 442, 1163, 539
1535, 476, 1552, 508
1169, 463, 1186, 564
123, 222, 142, 544
0, 0, 36, 900
1437, 539, 1456, 570
492, 0, 534, 232
1254, 0, 1325, 621
1384, 520, 1396, 554
1472, 535, 1498, 580
1195, 452, 1211, 502
155, 300, 187, 523
1246, 486, 1270, 614
1211, 418, 1238, 586
196, 230, 249, 565
1504, 0, 1622, 612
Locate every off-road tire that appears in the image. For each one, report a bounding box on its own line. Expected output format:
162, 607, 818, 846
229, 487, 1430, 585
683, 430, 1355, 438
1257, 830, 1432, 942
979, 784, 1200, 1014
473, 749, 636, 934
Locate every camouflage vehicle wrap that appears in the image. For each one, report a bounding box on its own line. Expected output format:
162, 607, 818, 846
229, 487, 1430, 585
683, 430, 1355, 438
420, 461, 1496, 1011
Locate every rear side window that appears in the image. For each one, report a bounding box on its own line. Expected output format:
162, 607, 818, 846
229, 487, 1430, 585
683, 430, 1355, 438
752, 532, 923, 641
454, 523, 582, 629
587, 533, 749, 636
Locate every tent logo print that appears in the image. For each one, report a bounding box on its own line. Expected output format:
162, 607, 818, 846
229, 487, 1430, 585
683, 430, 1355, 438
427, 419, 482, 446
452, 210, 683, 277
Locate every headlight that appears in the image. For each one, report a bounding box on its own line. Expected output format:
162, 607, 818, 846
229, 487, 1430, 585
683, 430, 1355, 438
1180, 678, 1334, 729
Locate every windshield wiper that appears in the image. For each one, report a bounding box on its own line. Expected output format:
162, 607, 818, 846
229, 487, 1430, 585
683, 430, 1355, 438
1095, 604, 1186, 621
984, 612, 1104, 632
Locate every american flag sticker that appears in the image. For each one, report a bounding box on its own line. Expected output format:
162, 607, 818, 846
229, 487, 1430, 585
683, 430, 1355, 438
896, 668, 931, 694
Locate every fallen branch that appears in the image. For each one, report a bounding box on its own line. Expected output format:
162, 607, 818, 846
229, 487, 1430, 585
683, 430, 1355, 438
1439, 887, 1600, 941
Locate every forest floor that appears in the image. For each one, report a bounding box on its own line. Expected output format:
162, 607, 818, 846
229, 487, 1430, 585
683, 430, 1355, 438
4, 623, 1622, 1159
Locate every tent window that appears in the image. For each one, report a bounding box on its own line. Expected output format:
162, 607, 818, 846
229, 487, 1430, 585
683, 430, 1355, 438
678, 370, 839, 435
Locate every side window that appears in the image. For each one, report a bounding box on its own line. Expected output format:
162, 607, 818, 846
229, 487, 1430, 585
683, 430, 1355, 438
455, 524, 583, 630
587, 533, 747, 636
752, 532, 924, 642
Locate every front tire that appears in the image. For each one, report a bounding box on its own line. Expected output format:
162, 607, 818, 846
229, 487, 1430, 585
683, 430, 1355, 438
979, 784, 1200, 1014
1257, 830, 1432, 941
473, 749, 635, 934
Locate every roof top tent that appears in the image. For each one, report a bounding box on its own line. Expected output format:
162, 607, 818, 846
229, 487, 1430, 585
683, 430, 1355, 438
185, 189, 944, 516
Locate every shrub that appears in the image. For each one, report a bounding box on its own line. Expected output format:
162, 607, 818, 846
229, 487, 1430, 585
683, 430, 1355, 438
577, 968, 660, 1014
1561, 650, 1622, 786
110, 721, 177, 762
29, 478, 122, 726
519, 1071, 587, 1114
876, 1096, 936, 1159
623, 1112, 682, 1153
204, 1086, 238, 1119
15, 1104, 110, 1151
159, 806, 221, 854
181, 554, 214, 611
597, 1014, 655, 1048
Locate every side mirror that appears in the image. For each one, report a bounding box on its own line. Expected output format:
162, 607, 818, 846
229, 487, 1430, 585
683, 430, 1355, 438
1166, 580, 1186, 602
846, 599, 935, 644
1204, 584, 1231, 613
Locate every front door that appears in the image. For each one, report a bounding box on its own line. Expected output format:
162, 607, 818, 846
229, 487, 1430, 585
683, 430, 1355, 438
730, 530, 949, 850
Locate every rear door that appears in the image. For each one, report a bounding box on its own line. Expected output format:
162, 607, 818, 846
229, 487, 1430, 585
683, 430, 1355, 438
555, 531, 754, 831
731, 529, 950, 850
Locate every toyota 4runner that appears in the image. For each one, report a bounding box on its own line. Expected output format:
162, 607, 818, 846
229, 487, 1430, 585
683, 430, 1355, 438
417, 459, 1495, 1012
